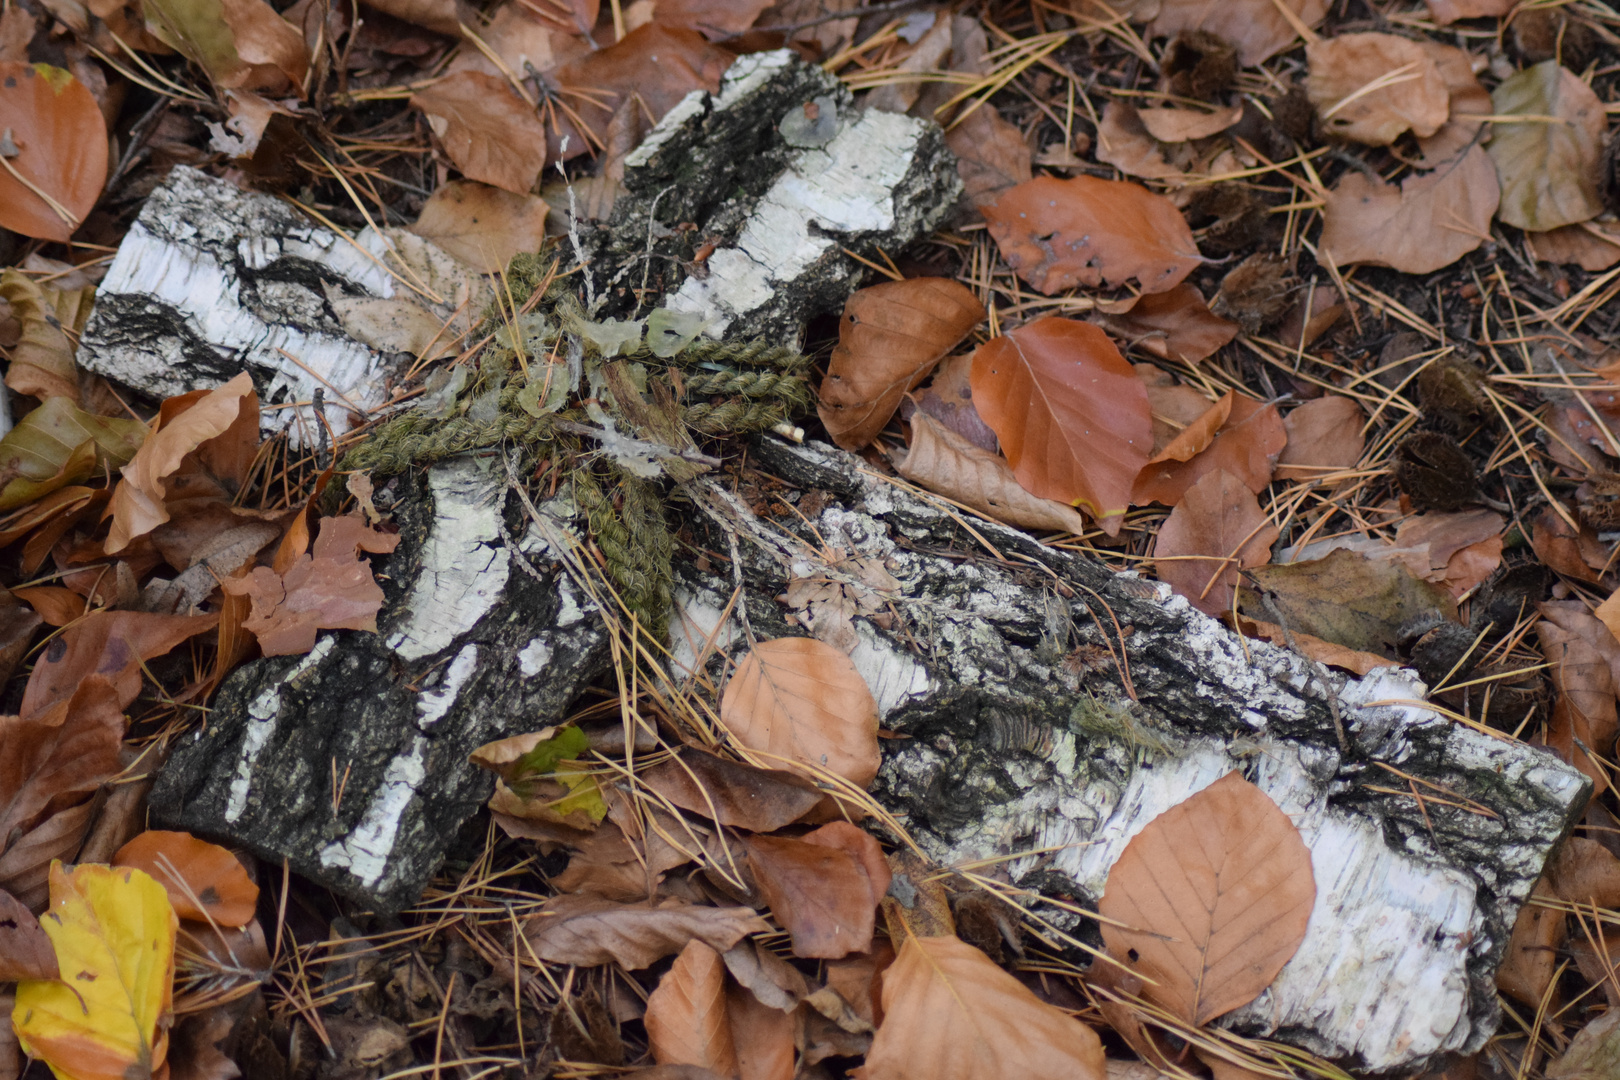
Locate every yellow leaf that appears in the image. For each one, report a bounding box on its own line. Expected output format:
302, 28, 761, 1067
12, 862, 178, 1080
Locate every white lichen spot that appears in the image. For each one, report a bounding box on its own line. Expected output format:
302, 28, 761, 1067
318, 736, 426, 887
386, 459, 509, 661
518, 637, 552, 677
669, 586, 738, 678
555, 578, 587, 627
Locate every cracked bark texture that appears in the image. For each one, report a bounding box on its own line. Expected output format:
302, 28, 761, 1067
587, 49, 961, 343
670, 437, 1588, 1075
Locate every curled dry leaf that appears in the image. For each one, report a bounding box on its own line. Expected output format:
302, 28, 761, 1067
1136, 102, 1243, 143
523, 892, 770, 969
408, 179, 549, 273
216, 0, 308, 93
0, 888, 58, 980
1242, 547, 1457, 657
1132, 391, 1284, 507
636, 746, 827, 833
1319, 145, 1499, 275
969, 318, 1152, 535
1095, 102, 1182, 183
1099, 772, 1315, 1026
221, 513, 401, 657
411, 72, 548, 196
0, 63, 108, 242
1092, 284, 1238, 364
719, 637, 880, 788
1415, 40, 1491, 166
1275, 394, 1365, 480
744, 823, 888, 959
0, 268, 81, 401
21, 610, 217, 722
816, 278, 985, 450
898, 410, 1087, 535
113, 831, 260, 927
981, 175, 1201, 296
854, 934, 1105, 1080
943, 104, 1031, 206
1489, 61, 1605, 231
13, 863, 178, 1080
0, 396, 149, 512
1129, 0, 1328, 66
1304, 34, 1448, 147
645, 941, 740, 1079
911, 354, 998, 454
1528, 221, 1620, 272
106, 373, 255, 554
1153, 469, 1278, 617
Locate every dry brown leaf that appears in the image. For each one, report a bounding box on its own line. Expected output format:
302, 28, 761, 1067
1135, 363, 1214, 457
911, 354, 998, 453
1092, 284, 1238, 363
1095, 101, 1182, 183
816, 278, 984, 450
636, 0, 775, 35
221, 513, 400, 657
1136, 0, 1328, 66
1098, 771, 1315, 1025
1136, 102, 1242, 142
1497, 880, 1565, 1008
105, 373, 254, 554
726, 980, 797, 1080
0, 269, 80, 401
0, 63, 108, 243
969, 318, 1152, 535
1242, 548, 1457, 657
408, 179, 548, 273
411, 72, 548, 195
1532, 505, 1602, 584
1132, 392, 1284, 507
447, 3, 590, 82
1305, 33, 1448, 146
722, 940, 810, 1012
21, 610, 217, 722
719, 637, 880, 788
1415, 41, 1491, 166
645, 940, 740, 1079
1529, 222, 1620, 272
1319, 144, 1499, 275
982, 176, 1201, 296
0, 887, 58, 979
1239, 616, 1399, 675
113, 831, 259, 927
1425, 0, 1512, 24
1547, 1005, 1620, 1080
361, 0, 468, 35
1539, 601, 1620, 794
219, 0, 307, 92
1153, 469, 1278, 617
1489, 60, 1605, 232
897, 410, 1087, 535
1550, 836, 1620, 909
854, 934, 1105, 1080
865, 10, 952, 113
523, 893, 769, 969
745, 831, 882, 959
943, 103, 1031, 206
636, 747, 826, 833
1275, 395, 1365, 480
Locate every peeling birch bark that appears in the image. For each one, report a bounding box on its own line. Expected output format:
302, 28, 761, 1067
76, 167, 406, 446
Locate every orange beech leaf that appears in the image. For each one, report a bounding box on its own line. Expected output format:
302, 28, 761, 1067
105, 373, 255, 555
1319, 145, 1499, 275
816, 278, 984, 450
645, 940, 740, 1078
13, 586, 86, 627
0, 888, 58, 980
643, 0, 776, 34
1153, 470, 1278, 617
1098, 772, 1316, 1026
523, 893, 769, 969
745, 831, 882, 959
1275, 395, 1365, 480
1092, 284, 1238, 364
221, 513, 400, 657
411, 72, 548, 196
982, 176, 1201, 296
801, 821, 889, 896
719, 637, 880, 788
636, 747, 826, 833
854, 934, 1105, 1080
0, 63, 108, 243
409, 180, 549, 273
543, 24, 732, 163
1304, 34, 1448, 146
113, 831, 259, 928
969, 318, 1151, 535
1498, 880, 1565, 1008
20, 610, 217, 723
12, 862, 177, 1080
898, 410, 1087, 535
1132, 392, 1285, 508
1238, 616, 1398, 676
